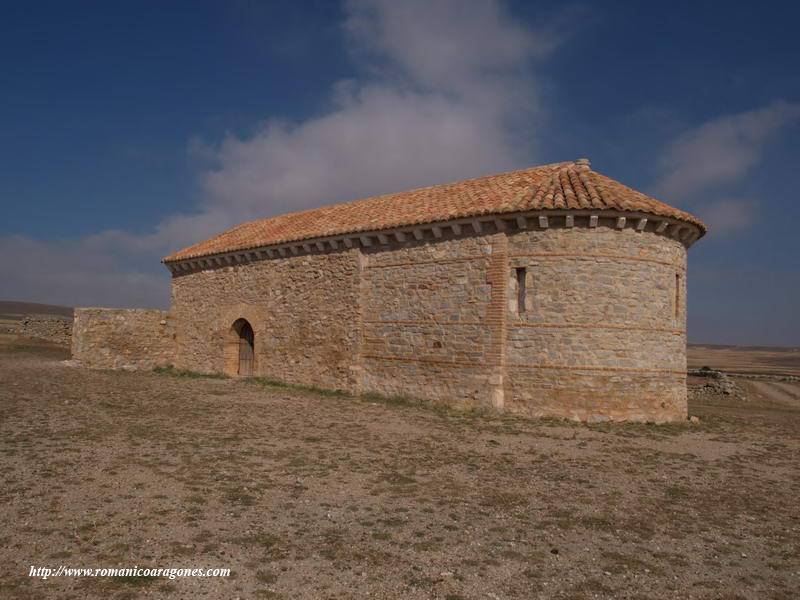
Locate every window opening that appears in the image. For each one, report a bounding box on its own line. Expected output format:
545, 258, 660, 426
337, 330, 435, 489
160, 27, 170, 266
516, 267, 527, 313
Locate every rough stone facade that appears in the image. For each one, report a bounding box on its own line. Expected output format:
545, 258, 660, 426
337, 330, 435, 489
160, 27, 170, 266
73, 221, 690, 422
17, 315, 73, 345
503, 225, 687, 422
169, 251, 362, 391
71, 161, 705, 422
72, 308, 175, 370
357, 223, 688, 422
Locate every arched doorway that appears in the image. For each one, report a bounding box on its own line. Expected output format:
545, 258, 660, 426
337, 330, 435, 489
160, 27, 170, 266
226, 318, 255, 376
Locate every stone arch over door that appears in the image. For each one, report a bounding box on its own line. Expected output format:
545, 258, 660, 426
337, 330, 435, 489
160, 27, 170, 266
220, 303, 268, 376
224, 318, 255, 376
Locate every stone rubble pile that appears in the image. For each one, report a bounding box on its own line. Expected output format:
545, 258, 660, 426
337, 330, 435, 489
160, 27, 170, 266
687, 368, 736, 395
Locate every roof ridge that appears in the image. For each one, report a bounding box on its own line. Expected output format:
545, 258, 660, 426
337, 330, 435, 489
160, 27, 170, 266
163, 160, 706, 263
211, 161, 577, 234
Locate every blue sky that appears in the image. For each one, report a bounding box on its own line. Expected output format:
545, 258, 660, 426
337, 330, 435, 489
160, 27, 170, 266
2, 0, 799, 345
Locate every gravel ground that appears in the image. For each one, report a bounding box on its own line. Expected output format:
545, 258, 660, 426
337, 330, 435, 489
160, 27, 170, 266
1, 338, 798, 600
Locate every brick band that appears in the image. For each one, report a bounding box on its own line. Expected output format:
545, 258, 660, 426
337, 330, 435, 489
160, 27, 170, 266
506, 363, 686, 374
364, 354, 685, 375
509, 322, 686, 334
509, 252, 684, 269
364, 320, 487, 326
363, 354, 490, 368
364, 320, 686, 334
366, 255, 488, 269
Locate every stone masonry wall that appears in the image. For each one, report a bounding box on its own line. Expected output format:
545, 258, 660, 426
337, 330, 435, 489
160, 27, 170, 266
169, 250, 361, 392
359, 221, 687, 422
74, 215, 691, 422
504, 223, 687, 422
17, 315, 73, 345
72, 308, 175, 370
361, 233, 500, 406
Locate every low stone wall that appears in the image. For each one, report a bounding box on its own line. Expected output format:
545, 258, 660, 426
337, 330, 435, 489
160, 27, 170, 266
727, 372, 800, 383
72, 308, 175, 370
687, 369, 737, 395
17, 315, 73, 345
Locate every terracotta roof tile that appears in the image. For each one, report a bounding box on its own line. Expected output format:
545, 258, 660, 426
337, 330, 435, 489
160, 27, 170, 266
163, 160, 706, 262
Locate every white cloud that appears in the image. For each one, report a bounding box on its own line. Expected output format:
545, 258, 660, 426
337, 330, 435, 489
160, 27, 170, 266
695, 198, 756, 236
2, 0, 557, 309
0, 235, 169, 309
196, 0, 553, 225
343, 0, 551, 106
200, 86, 526, 221
653, 100, 800, 202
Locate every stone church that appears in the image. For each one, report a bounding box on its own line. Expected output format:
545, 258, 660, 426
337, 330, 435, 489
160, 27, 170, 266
72, 159, 706, 422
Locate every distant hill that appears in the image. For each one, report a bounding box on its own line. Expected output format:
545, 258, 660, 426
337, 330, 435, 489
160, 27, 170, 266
688, 342, 800, 353
688, 343, 800, 377
0, 300, 74, 321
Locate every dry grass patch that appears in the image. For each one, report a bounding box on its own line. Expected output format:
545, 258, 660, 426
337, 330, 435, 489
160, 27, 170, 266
1, 338, 798, 599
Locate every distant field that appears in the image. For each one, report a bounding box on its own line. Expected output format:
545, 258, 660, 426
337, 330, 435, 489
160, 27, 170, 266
0, 300, 73, 321
0, 319, 19, 334
688, 343, 800, 377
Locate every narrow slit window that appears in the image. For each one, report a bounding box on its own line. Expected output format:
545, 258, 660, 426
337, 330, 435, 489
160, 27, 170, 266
516, 267, 527, 313
674, 273, 680, 318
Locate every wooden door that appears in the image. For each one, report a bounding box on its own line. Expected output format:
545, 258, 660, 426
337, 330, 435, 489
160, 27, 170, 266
238, 321, 254, 376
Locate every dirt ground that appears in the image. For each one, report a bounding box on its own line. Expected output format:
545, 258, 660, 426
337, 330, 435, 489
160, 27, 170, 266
1, 337, 799, 600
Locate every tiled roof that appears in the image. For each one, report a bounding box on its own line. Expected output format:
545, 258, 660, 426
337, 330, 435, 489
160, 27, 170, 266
163, 160, 706, 262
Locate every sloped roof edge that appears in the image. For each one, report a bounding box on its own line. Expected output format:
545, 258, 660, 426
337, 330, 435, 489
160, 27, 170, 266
162, 160, 706, 263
